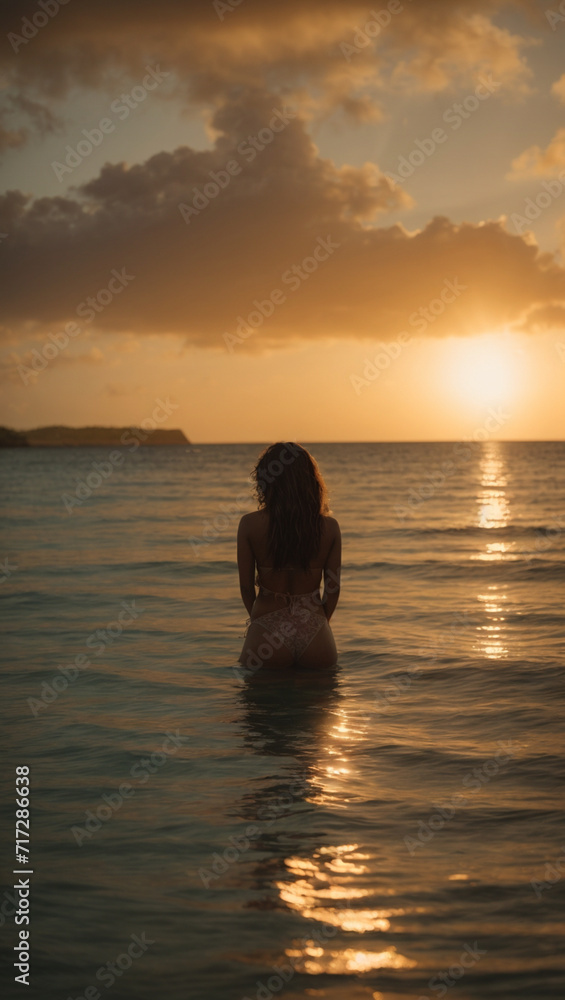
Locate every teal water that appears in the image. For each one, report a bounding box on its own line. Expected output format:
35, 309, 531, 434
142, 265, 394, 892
0, 441, 564, 1000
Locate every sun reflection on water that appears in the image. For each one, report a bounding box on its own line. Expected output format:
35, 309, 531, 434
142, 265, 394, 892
476, 442, 510, 532
306, 704, 370, 806
284, 943, 416, 974
473, 444, 511, 658
474, 586, 509, 659
272, 704, 417, 974
275, 843, 416, 971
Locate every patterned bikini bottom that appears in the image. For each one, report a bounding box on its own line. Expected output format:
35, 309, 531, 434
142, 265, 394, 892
244, 586, 328, 661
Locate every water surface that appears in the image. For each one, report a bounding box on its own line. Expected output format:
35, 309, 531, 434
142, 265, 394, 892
1, 441, 564, 999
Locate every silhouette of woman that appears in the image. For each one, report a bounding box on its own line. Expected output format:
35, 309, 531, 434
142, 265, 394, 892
237, 442, 341, 675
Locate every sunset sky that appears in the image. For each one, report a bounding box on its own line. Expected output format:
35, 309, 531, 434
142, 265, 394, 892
1, 0, 565, 442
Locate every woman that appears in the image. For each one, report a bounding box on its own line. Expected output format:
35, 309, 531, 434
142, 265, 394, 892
237, 442, 341, 674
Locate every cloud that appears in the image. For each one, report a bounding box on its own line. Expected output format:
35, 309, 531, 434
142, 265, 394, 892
510, 300, 565, 334
0, 91, 414, 345
0, 0, 541, 135
507, 126, 565, 178
0, 345, 104, 385
504, 71, 565, 180
0, 93, 64, 157
551, 73, 565, 103
0, 88, 563, 352
104, 381, 145, 397
385, 9, 538, 97
0, 121, 26, 154
0, 1, 562, 357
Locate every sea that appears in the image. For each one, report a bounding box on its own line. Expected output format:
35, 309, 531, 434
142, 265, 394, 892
0, 440, 564, 1000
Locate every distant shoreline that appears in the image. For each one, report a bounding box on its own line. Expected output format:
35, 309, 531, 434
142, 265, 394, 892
0, 426, 190, 447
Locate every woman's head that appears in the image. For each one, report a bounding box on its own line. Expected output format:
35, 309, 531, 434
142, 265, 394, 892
251, 442, 330, 571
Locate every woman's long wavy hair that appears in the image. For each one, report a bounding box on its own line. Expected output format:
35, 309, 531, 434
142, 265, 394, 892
251, 442, 330, 571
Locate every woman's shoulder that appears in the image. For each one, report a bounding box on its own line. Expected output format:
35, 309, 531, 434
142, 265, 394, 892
238, 509, 267, 531
322, 513, 339, 526
321, 514, 340, 536
240, 510, 337, 529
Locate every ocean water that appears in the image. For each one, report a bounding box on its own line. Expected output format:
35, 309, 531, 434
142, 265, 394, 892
0, 440, 564, 1000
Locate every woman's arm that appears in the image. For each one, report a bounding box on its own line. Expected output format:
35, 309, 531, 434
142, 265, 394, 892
237, 514, 257, 616
322, 518, 341, 621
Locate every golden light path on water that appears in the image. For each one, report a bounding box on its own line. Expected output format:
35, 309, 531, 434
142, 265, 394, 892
476, 441, 511, 535
275, 705, 417, 976
271, 443, 522, 977
473, 441, 512, 660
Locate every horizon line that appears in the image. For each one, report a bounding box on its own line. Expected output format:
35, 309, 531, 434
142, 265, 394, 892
187, 438, 564, 445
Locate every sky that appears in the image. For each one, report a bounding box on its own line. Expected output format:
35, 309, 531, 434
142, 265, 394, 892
1, 0, 565, 442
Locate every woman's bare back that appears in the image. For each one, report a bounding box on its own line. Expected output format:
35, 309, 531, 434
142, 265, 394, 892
245, 509, 340, 595
237, 505, 341, 671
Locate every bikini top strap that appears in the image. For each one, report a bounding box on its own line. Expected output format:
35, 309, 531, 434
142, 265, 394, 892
256, 574, 290, 603
255, 572, 320, 608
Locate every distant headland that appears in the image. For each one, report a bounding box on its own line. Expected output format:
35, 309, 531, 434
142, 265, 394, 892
0, 426, 190, 447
